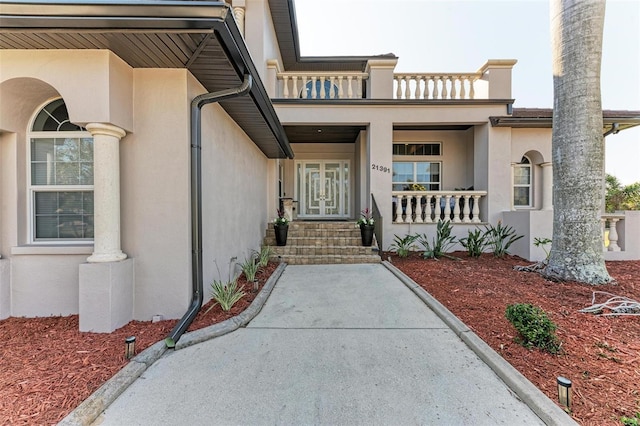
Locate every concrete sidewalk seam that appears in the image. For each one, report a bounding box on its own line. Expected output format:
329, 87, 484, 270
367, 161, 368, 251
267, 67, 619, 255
382, 260, 578, 426
58, 262, 287, 426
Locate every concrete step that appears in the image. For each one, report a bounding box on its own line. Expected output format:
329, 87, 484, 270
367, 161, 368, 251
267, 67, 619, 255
262, 221, 381, 265
269, 254, 381, 265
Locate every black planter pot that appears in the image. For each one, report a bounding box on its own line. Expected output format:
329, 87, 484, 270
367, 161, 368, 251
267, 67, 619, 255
360, 223, 375, 247
274, 223, 288, 246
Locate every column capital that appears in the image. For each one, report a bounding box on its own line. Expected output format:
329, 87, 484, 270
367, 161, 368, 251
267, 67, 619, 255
86, 123, 126, 140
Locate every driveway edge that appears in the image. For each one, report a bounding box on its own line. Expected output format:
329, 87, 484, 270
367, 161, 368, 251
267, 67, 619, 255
382, 260, 577, 426
58, 262, 287, 426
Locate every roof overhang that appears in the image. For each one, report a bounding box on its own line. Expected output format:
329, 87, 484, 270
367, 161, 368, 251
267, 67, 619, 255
0, 0, 293, 158
490, 108, 640, 135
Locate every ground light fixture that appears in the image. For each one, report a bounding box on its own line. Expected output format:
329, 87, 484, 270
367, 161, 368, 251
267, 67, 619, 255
557, 376, 572, 409
125, 336, 136, 359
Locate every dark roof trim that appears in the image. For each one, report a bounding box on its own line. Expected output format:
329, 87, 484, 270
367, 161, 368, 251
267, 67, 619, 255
0, 0, 294, 159
490, 108, 640, 133
273, 99, 515, 107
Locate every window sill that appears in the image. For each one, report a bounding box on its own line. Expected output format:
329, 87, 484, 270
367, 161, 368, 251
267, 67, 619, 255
11, 245, 93, 255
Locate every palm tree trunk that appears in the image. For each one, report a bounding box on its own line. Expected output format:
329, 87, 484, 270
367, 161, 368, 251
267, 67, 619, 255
544, 0, 611, 284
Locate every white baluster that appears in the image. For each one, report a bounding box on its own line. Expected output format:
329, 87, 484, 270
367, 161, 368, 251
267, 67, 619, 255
462, 195, 471, 223
407, 195, 415, 223
404, 76, 411, 99
472, 195, 481, 223
311, 76, 317, 99
424, 194, 434, 223
414, 195, 424, 223
608, 219, 622, 251
452, 195, 461, 222
441, 77, 448, 99
431, 77, 438, 99
414, 76, 421, 99
395, 76, 402, 99
443, 195, 452, 221
320, 76, 326, 99
347, 76, 354, 99
328, 76, 335, 99
337, 76, 344, 98
300, 75, 307, 98
395, 195, 404, 223
282, 75, 289, 99
450, 77, 457, 99
291, 76, 298, 99
469, 77, 476, 99
460, 77, 466, 99
434, 195, 442, 221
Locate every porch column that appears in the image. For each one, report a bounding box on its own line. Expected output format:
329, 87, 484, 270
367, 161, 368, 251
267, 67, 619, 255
541, 162, 553, 210
85, 123, 127, 263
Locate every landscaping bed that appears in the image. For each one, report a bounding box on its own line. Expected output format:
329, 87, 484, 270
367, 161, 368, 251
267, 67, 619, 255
2, 257, 638, 425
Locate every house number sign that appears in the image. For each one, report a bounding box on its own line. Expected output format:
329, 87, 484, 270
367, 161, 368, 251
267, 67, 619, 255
371, 164, 391, 173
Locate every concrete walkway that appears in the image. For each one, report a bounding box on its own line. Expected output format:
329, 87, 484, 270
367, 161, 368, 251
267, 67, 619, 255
93, 264, 555, 425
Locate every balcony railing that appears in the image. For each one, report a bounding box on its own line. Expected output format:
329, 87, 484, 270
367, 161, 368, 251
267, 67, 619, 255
392, 190, 488, 224
393, 73, 481, 100
275, 72, 368, 99
601, 213, 625, 252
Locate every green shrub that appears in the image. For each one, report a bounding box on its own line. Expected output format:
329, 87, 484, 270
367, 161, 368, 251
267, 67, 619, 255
210, 279, 246, 312
390, 234, 419, 257
256, 245, 273, 267
621, 413, 640, 426
459, 228, 488, 258
505, 303, 561, 354
240, 256, 259, 282
418, 219, 456, 259
484, 221, 523, 258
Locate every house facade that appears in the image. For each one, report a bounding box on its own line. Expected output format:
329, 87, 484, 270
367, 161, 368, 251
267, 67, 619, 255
1, 0, 638, 333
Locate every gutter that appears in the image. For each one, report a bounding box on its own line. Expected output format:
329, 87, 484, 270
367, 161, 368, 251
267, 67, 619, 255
165, 74, 253, 348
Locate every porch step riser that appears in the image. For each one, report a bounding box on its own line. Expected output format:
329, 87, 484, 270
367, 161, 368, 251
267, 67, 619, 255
263, 237, 363, 246
270, 246, 378, 256
270, 255, 381, 265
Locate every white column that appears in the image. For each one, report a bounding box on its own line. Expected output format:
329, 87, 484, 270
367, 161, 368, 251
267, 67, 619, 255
541, 162, 553, 210
86, 123, 127, 263
233, 6, 245, 37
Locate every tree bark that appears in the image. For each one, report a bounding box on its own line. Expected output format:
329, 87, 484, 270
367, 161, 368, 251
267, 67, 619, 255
544, 0, 611, 284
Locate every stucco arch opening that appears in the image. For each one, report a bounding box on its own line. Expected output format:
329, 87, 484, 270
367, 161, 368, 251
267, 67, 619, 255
522, 149, 545, 165
0, 78, 63, 133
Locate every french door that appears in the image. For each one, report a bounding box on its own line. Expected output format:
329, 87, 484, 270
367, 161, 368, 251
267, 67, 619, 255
296, 160, 350, 219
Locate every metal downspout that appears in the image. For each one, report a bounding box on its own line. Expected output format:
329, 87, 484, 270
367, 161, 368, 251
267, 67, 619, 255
165, 74, 253, 348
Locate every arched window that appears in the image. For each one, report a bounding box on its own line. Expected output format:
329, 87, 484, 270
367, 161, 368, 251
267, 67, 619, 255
29, 98, 94, 241
300, 79, 339, 99
513, 156, 532, 207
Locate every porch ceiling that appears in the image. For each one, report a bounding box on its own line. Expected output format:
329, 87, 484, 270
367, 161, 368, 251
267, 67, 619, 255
0, 0, 293, 159
284, 125, 366, 144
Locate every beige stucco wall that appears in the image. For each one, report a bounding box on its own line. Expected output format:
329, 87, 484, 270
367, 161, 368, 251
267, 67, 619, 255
0, 50, 133, 131
244, 0, 283, 81
0, 50, 274, 320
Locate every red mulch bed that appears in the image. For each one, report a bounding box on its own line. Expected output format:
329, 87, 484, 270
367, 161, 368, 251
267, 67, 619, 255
0, 262, 278, 425
390, 253, 640, 426
2, 258, 639, 425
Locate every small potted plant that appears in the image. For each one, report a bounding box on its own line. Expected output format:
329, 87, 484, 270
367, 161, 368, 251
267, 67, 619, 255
273, 209, 289, 246
356, 208, 375, 246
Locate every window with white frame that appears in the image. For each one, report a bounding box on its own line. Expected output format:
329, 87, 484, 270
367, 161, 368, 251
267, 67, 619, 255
29, 98, 94, 241
392, 161, 441, 191
513, 156, 532, 207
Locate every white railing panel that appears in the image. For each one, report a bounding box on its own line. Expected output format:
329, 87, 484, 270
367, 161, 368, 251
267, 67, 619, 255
392, 191, 487, 224
393, 73, 481, 100
601, 213, 626, 252
276, 72, 368, 99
